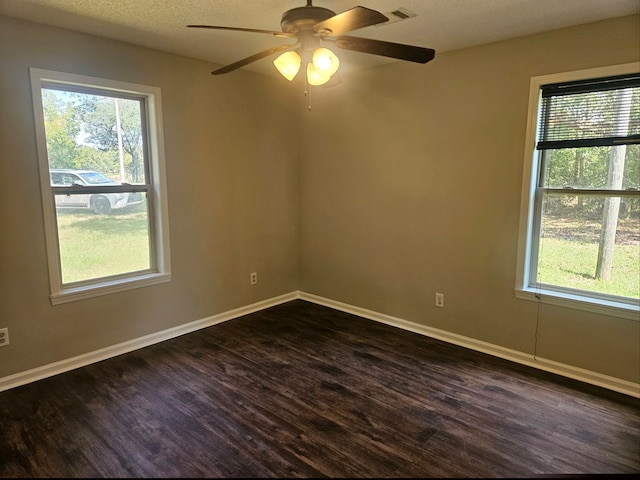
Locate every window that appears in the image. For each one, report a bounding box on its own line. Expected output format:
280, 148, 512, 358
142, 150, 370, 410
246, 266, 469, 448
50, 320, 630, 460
517, 63, 640, 319
30, 69, 171, 304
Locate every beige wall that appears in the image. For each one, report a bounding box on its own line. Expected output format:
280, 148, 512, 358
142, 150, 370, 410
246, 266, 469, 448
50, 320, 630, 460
1, 13, 638, 387
0, 15, 300, 377
299, 14, 640, 383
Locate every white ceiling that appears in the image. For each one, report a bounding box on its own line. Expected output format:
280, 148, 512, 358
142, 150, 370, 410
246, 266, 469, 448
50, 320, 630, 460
1, 0, 638, 77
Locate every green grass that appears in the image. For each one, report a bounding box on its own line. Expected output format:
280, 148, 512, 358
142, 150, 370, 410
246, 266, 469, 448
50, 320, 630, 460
56, 206, 150, 284
538, 237, 639, 299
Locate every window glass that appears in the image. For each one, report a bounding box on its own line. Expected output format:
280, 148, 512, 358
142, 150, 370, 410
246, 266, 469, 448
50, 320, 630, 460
54, 195, 151, 283
541, 146, 639, 189
42, 88, 152, 284
537, 193, 639, 299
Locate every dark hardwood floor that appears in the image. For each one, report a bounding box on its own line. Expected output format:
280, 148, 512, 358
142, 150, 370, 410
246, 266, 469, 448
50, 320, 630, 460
1, 299, 638, 478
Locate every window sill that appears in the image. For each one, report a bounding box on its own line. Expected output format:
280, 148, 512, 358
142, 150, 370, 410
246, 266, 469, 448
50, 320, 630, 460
50, 273, 171, 305
516, 288, 640, 321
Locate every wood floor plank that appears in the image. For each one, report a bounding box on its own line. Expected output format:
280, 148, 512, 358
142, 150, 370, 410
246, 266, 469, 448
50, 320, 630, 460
0, 300, 638, 477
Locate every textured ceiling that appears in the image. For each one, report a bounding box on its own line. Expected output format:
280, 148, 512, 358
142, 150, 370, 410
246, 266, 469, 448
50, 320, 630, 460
1, 0, 638, 77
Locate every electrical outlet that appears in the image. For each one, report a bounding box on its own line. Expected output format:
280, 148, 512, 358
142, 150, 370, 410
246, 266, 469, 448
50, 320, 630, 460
0, 328, 9, 347
435, 293, 444, 308
250, 272, 258, 285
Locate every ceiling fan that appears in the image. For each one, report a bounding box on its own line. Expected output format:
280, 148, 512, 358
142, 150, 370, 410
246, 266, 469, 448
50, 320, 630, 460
187, 0, 435, 86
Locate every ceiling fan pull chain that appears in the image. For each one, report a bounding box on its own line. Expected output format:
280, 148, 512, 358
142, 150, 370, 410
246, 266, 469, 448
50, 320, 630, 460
305, 77, 312, 111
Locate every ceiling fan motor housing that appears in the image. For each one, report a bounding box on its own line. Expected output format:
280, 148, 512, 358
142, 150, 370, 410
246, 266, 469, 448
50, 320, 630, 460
280, 5, 336, 34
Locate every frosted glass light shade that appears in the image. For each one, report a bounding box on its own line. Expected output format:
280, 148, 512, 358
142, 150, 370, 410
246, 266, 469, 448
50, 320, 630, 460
306, 63, 331, 86
312, 47, 339, 76
273, 51, 301, 81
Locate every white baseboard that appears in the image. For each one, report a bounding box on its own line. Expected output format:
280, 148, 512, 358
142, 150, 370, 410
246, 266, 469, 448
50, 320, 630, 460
2, 290, 638, 398
0, 292, 298, 393
299, 291, 640, 399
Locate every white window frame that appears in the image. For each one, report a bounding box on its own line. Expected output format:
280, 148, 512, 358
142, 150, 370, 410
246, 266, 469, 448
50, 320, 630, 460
516, 62, 640, 321
30, 68, 171, 305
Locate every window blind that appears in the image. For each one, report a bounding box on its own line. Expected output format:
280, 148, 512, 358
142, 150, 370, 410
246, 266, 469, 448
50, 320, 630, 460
537, 73, 640, 150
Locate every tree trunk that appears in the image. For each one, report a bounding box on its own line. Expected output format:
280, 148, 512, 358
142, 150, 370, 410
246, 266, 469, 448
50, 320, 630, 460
575, 150, 584, 209
595, 89, 632, 280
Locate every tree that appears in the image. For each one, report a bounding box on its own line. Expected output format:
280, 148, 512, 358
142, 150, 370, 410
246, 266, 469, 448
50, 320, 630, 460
80, 97, 144, 182
42, 90, 119, 174
42, 90, 82, 168
595, 88, 633, 281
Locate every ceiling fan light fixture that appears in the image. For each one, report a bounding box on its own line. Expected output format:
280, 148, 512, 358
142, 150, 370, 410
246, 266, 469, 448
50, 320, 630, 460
273, 50, 301, 81
306, 63, 331, 86
312, 47, 339, 76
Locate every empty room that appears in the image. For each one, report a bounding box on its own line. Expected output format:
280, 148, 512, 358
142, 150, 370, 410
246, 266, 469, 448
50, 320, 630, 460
0, 0, 639, 477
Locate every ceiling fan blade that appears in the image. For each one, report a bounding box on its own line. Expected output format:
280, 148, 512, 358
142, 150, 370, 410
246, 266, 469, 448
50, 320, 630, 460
188, 25, 295, 38
334, 36, 435, 64
211, 44, 294, 75
313, 6, 388, 36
